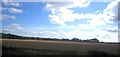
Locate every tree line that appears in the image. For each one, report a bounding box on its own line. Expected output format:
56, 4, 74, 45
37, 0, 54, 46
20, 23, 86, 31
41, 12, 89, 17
0, 33, 99, 42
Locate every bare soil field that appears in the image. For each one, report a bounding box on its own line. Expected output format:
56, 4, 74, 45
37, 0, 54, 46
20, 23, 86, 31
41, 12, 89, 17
1, 39, 119, 55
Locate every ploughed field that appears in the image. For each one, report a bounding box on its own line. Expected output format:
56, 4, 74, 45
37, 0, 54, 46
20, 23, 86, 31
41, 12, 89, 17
1, 39, 119, 55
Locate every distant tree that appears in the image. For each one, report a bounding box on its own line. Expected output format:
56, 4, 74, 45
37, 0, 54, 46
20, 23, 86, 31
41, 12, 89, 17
83, 39, 90, 42
89, 38, 99, 42
79, 39, 83, 42
71, 38, 79, 42
61, 38, 70, 41
0, 33, 100, 43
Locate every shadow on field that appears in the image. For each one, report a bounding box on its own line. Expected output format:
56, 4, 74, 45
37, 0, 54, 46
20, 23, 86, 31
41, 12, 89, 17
2, 46, 119, 57
2, 46, 80, 55
88, 50, 118, 57
63, 50, 79, 55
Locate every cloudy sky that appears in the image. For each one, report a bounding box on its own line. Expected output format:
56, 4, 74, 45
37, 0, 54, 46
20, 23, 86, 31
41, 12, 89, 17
1, 0, 120, 42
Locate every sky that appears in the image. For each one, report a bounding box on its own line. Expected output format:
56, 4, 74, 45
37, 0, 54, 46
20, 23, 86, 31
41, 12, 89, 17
1, 0, 120, 42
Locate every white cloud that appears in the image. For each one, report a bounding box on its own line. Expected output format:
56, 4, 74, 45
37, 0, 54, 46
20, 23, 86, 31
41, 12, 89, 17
2, 24, 23, 33
0, 7, 7, 11
0, 7, 23, 14
102, 0, 120, 23
58, 29, 118, 42
2, 24, 36, 36
82, 0, 119, 26
86, 17, 106, 26
2, 24, 62, 37
2, 23, 118, 42
0, 14, 16, 20
2, 24, 23, 32
94, 29, 118, 42
8, 7, 23, 14
1, 1, 118, 42
46, 0, 91, 9
2, 0, 21, 7
49, 11, 106, 26
40, 29, 118, 42
46, 0, 91, 25
106, 27, 118, 32
1, 0, 23, 20
47, 0, 119, 27
49, 8, 79, 26
49, 14, 66, 26
95, 10, 100, 14
78, 24, 90, 29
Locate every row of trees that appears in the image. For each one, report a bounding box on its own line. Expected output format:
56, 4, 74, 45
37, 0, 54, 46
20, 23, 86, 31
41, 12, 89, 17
62, 38, 99, 42
0, 33, 99, 42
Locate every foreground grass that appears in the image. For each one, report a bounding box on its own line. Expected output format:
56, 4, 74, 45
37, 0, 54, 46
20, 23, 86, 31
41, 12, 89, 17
2, 45, 119, 57
2, 45, 80, 55
1, 39, 119, 57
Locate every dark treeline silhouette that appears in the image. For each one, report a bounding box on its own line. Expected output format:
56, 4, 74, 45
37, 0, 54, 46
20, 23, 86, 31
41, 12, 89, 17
0, 33, 100, 43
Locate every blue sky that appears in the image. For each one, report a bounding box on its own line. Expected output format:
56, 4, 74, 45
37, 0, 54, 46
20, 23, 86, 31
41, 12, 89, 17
1, 0, 119, 42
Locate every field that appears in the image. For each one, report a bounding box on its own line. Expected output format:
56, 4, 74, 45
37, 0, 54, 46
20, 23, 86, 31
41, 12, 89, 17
1, 39, 119, 56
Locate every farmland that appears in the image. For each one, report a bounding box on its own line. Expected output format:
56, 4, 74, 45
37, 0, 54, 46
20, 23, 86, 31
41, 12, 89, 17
1, 39, 119, 56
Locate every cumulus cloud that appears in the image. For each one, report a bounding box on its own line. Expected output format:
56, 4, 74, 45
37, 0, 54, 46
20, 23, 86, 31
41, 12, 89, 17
49, 8, 78, 26
2, 23, 118, 42
46, 0, 91, 9
8, 7, 23, 14
2, 24, 36, 36
46, 0, 119, 27
102, 0, 120, 23
82, 0, 119, 27
45, 0, 91, 25
0, 7, 23, 14
44, 0, 118, 42
1, 0, 23, 20
2, 24, 23, 33
1, 1, 118, 42
0, 7, 7, 11
1, 0, 21, 7
37, 29, 118, 42
2, 24, 61, 37
58, 29, 118, 42
106, 27, 118, 32
78, 24, 90, 29
0, 14, 16, 20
